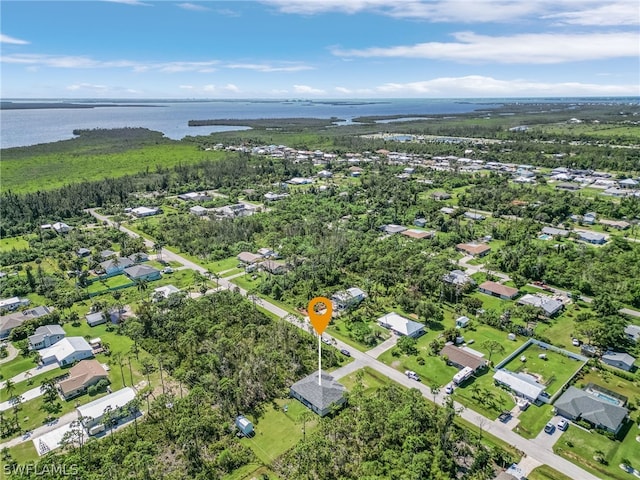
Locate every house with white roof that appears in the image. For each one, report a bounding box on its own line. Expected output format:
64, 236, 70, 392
28, 325, 66, 350
493, 369, 546, 403
78, 387, 137, 429
39, 337, 93, 366
517, 294, 564, 317
153, 284, 180, 301
131, 206, 160, 218
331, 287, 367, 311
377, 312, 425, 338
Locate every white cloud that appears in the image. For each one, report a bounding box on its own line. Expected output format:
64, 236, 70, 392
179, 85, 195, 89
333, 31, 640, 63
66, 83, 109, 92
373, 75, 639, 96
103, 0, 153, 6
335, 87, 352, 93
293, 84, 326, 94
543, 2, 640, 26
224, 83, 240, 92
2, 54, 220, 73
0, 34, 30, 45
177, 2, 210, 12
225, 63, 313, 72
203, 85, 216, 91
264, 1, 638, 26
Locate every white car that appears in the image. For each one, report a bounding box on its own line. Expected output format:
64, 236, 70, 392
405, 370, 419, 381
557, 419, 569, 431
572, 338, 580, 347
444, 384, 454, 394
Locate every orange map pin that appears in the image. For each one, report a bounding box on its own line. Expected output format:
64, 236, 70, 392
308, 296, 333, 335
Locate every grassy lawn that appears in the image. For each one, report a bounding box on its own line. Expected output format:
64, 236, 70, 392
220, 267, 244, 278
453, 416, 523, 462
471, 292, 513, 313
452, 370, 516, 420
0, 367, 64, 402
8, 441, 38, 464
207, 256, 242, 273
528, 464, 573, 480
515, 403, 554, 439
378, 349, 458, 388
0, 235, 31, 252
554, 421, 640, 480
1, 355, 40, 380
86, 274, 134, 294
243, 398, 317, 465
340, 367, 393, 395
460, 323, 526, 363
502, 342, 586, 396
224, 464, 281, 480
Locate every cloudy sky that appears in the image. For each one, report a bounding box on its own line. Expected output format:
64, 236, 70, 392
1, 0, 639, 98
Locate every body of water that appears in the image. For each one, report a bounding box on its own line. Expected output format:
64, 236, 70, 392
1, 97, 636, 149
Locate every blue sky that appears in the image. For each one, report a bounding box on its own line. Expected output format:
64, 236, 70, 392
1, 0, 639, 98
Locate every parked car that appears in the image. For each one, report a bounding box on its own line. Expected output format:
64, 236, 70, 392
572, 338, 580, 346
162, 267, 174, 274
340, 348, 351, 357
405, 370, 419, 381
544, 422, 555, 434
444, 384, 454, 394
557, 419, 569, 431
321, 336, 332, 345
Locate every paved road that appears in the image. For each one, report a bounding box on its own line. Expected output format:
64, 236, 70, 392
0, 363, 59, 390
0, 343, 19, 364
87, 208, 601, 480
0, 385, 44, 412
0, 410, 80, 450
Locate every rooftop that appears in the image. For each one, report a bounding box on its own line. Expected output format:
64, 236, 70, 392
290, 371, 346, 412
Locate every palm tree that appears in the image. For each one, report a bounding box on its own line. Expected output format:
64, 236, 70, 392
4, 379, 16, 399
135, 278, 149, 301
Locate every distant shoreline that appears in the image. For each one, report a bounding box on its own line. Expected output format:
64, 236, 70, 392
0, 102, 159, 110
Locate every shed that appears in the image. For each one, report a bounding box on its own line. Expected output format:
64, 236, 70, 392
235, 415, 254, 436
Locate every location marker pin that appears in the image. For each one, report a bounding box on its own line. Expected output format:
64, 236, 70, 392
308, 296, 333, 335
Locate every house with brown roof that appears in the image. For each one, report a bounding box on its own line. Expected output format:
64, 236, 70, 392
456, 242, 491, 257
401, 229, 435, 240
478, 281, 519, 300
261, 259, 288, 275
440, 344, 488, 372
58, 359, 109, 400
237, 252, 262, 264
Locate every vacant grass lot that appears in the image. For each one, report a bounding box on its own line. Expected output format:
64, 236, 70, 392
516, 403, 554, 439
1, 145, 225, 193
528, 464, 573, 480
555, 421, 640, 480
0, 235, 32, 252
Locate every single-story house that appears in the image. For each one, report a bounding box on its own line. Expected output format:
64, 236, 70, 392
99, 257, 134, 276
131, 206, 160, 218
77, 247, 91, 257
178, 191, 211, 202
493, 369, 546, 403
52, 222, 72, 234
577, 231, 607, 245
86, 311, 107, 327
317, 170, 333, 178
541, 226, 569, 237
583, 212, 597, 225
455, 316, 471, 328
127, 252, 149, 263
443, 270, 474, 287
261, 260, 288, 275
189, 205, 208, 216
264, 192, 289, 201
555, 182, 580, 191
554, 386, 629, 434
440, 344, 487, 372
478, 281, 519, 300
153, 284, 180, 301
290, 371, 346, 417
517, 294, 564, 317
602, 351, 636, 371
58, 359, 109, 400
624, 324, 640, 343
464, 212, 485, 221
287, 177, 314, 185
382, 224, 407, 234
431, 192, 452, 201
0, 306, 51, 339
28, 325, 66, 350
237, 252, 263, 264
331, 287, 367, 311
401, 229, 434, 239
39, 337, 94, 367
123, 265, 161, 282
619, 178, 639, 189
599, 219, 630, 230
257, 247, 274, 257
377, 312, 425, 338
414, 218, 427, 228
440, 207, 456, 215
78, 387, 137, 429
456, 242, 491, 257
0, 296, 29, 311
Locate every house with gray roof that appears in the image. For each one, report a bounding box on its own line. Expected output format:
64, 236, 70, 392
331, 287, 367, 311
443, 269, 475, 287
541, 226, 569, 237
517, 294, 564, 317
624, 324, 640, 343
602, 351, 636, 371
554, 386, 629, 434
290, 371, 346, 417
28, 325, 66, 350
0, 306, 52, 339
577, 231, 606, 245
99, 257, 134, 277
124, 264, 161, 282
